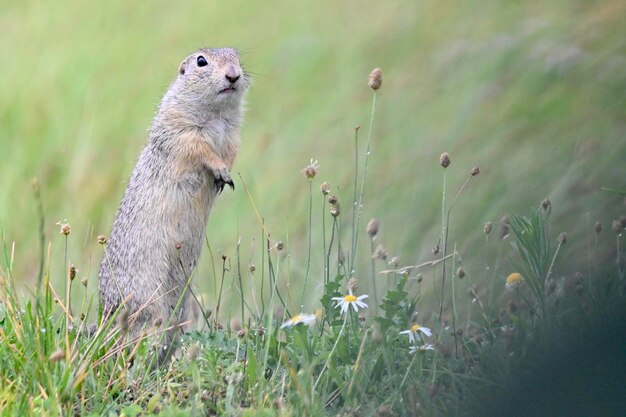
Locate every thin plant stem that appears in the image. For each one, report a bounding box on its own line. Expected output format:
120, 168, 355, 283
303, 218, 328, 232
351, 126, 360, 273
314, 314, 348, 390
369, 237, 378, 313
439, 174, 473, 321
351, 92, 377, 275
438, 170, 447, 320
300, 180, 313, 310
237, 238, 245, 322
322, 196, 327, 286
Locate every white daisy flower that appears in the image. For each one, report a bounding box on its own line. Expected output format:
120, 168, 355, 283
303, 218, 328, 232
332, 290, 368, 315
409, 344, 434, 353
280, 313, 317, 329
400, 323, 432, 344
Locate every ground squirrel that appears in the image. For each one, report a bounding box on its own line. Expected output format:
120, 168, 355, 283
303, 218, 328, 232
98, 48, 249, 364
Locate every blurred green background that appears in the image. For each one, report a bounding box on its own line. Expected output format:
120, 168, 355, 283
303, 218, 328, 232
1, 0, 624, 315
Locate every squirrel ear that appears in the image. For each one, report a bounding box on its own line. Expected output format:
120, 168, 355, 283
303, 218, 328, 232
178, 60, 187, 75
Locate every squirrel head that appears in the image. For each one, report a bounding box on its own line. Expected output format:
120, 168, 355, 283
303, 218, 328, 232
171, 48, 250, 113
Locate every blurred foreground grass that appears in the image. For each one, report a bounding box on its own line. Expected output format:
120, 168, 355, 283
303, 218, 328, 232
0, 0, 624, 314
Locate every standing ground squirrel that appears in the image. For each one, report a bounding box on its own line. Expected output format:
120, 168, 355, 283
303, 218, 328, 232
98, 48, 250, 364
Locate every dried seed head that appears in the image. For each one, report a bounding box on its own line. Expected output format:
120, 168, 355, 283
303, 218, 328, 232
484, 222, 493, 235
440, 152, 451, 168
230, 318, 242, 332
327, 194, 338, 205
221, 254, 228, 261
612, 220, 623, 234
153, 316, 163, 328
59, 222, 71, 236
367, 218, 379, 238
594, 221, 602, 234
372, 323, 384, 343
558, 232, 567, 245
377, 405, 392, 417
499, 216, 510, 239
541, 198, 551, 211
368, 68, 383, 90
97, 234, 107, 245
432, 244, 440, 255
347, 277, 358, 292
276, 240, 284, 251
620, 215, 626, 229
320, 181, 331, 195
330, 204, 340, 217
389, 256, 400, 268
372, 244, 388, 260
470, 166, 480, 176
175, 242, 183, 250
456, 267, 466, 279
416, 273, 423, 283
80, 276, 87, 287
49, 349, 64, 363
69, 265, 77, 281
80, 313, 86, 321
248, 263, 256, 274
237, 328, 247, 339
301, 159, 319, 180
187, 344, 199, 361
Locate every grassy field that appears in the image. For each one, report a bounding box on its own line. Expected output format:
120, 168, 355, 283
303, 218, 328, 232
1, 1, 625, 415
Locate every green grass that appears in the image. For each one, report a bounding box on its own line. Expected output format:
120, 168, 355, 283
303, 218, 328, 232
1, 1, 626, 415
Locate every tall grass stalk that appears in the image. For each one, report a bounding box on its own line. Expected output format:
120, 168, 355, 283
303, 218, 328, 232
350, 91, 377, 275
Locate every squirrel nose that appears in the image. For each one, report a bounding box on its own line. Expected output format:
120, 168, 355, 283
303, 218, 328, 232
225, 64, 241, 84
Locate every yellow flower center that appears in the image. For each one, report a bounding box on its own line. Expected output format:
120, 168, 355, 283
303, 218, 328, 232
506, 272, 523, 285
291, 314, 301, 322
344, 294, 358, 302
410, 324, 421, 333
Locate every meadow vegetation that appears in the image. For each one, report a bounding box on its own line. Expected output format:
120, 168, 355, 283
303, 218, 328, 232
1, 0, 625, 416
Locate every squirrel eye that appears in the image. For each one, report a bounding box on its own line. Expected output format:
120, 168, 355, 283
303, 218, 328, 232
197, 56, 208, 67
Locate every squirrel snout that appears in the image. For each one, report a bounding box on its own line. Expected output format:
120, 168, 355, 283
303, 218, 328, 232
224, 64, 241, 84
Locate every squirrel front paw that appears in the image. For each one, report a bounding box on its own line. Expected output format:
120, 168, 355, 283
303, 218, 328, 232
212, 166, 234, 193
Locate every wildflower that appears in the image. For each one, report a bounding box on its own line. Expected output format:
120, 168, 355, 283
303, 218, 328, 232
470, 166, 480, 176
505, 272, 523, 290
347, 277, 358, 292
248, 263, 256, 274
367, 218, 379, 238
330, 203, 340, 217
484, 222, 493, 235
97, 234, 107, 245
594, 221, 602, 234
409, 344, 434, 353
280, 313, 317, 329
558, 232, 567, 245
372, 244, 388, 260
456, 267, 466, 279
368, 68, 383, 90
332, 290, 368, 315
612, 220, 622, 234
400, 323, 432, 344
499, 215, 510, 239
57, 220, 71, 236
301, 159, 319, 180
327, 194, 338, 205
440, 152, 451, 168
541, 198, 551, 211
320, 181, 331, 195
